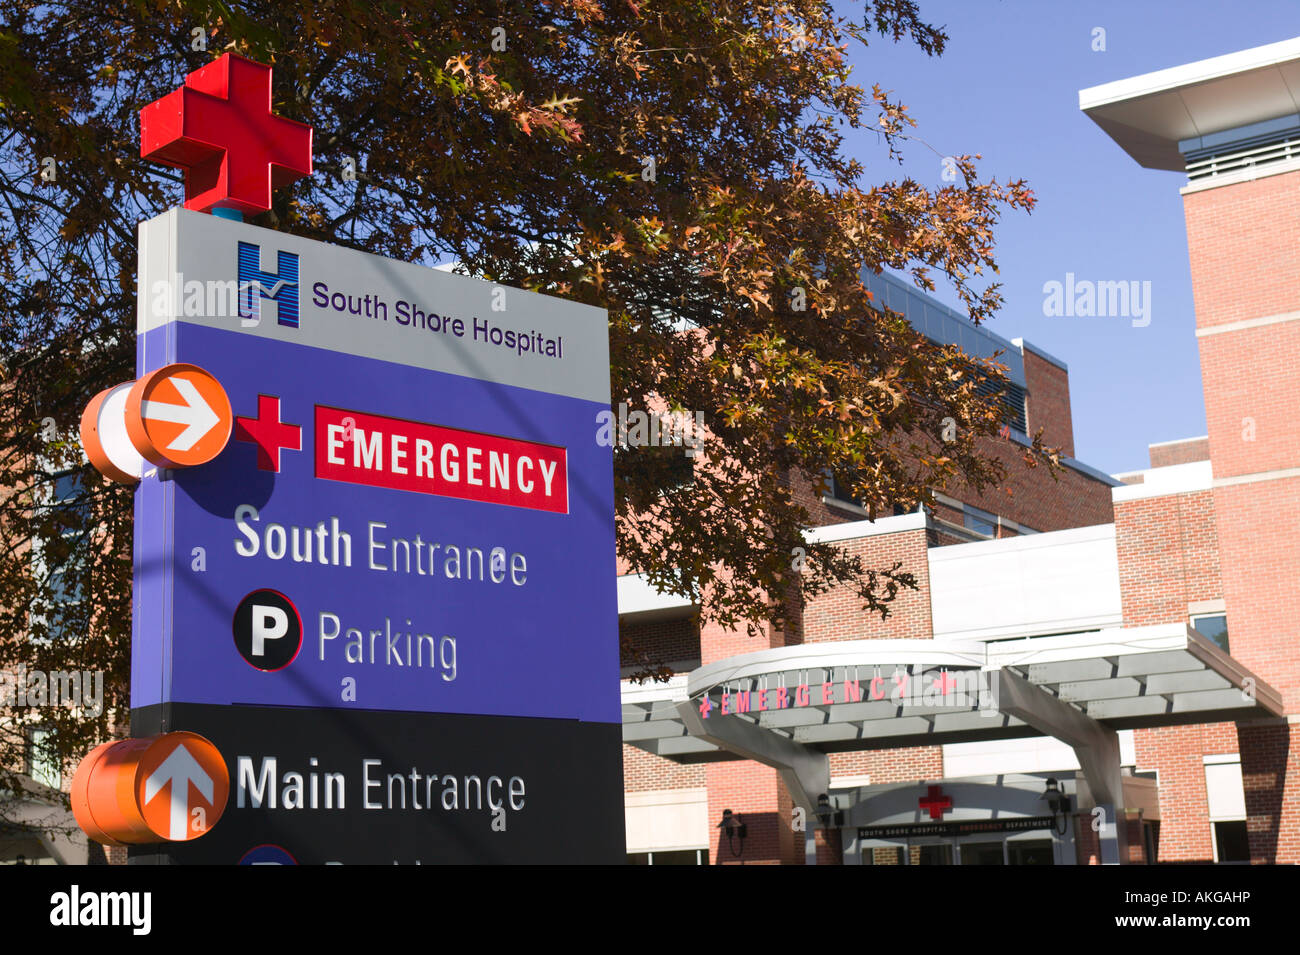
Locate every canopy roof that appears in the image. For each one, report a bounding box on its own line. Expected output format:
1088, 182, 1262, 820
623, 624, 1282, 762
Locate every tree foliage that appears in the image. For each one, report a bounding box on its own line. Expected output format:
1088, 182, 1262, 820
0, 0, 1047, 802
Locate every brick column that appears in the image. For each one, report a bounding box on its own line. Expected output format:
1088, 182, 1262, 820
1184, 169, 1300, 862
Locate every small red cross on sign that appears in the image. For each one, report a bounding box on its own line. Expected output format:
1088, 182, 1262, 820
933, 670, 957, 696
140, 53, 312, 214
919, 785, 952, 820
235, 395, 301, 472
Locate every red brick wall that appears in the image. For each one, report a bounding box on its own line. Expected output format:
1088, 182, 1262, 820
789, 426, 1110, 539
1184, 170, 1300, 715
1213, 478, 1300, 713
1022, 346, 1075, 458
1114, 488, 1221, 627
706, 762, 802, 864
1149, 438, 1210, 468
1180, 170, 1300, 867
1174, 159, 1300, 869
802, 527, 932, 643
830, 748, 943, 784
1134, 722, 1239, 862
1075, 815, 1100, 865
1201, 323, 1300, 480
789, 469, 869, 527
814, 826, 843, 864
1184, 171, 1300, 331
941, 432, 1113, 533
619, 615, 700, 669
622, 744, 706, 793
1125, 816, 1147, 864
1238, 720, 1300, 864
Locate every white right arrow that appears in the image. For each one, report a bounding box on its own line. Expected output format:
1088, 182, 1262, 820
143, 744, 215, 841
141, 377, 220, 452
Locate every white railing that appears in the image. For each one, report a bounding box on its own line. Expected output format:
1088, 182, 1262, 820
1186, 137, 1300, 182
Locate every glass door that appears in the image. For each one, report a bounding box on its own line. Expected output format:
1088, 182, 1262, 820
861, 838, 954, 865
957, 841, 1006, 865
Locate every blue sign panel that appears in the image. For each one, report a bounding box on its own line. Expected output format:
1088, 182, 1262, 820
132, 209, 619, 723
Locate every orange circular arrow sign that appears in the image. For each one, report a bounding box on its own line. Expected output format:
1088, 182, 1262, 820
71, 732, 230, 845
80, 382, 148, 484
125, 363, 233, 468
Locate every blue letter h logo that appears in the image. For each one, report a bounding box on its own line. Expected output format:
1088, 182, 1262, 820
238, 241, 300, 328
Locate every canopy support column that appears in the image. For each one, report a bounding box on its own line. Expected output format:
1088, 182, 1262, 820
677, 700, 830, 815
996, 669, 1128, 864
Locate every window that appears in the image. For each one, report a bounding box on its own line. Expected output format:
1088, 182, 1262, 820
974, 376, 1028, 434
827, 470, 864, 509
963, 508, 997, 538
824, 470, 910, 517
1191, 614, 1229, 653
1213, 821, 1250, 863
26, 727, 61, 790
31, 468, 88, 646
959, 841, 1006, 865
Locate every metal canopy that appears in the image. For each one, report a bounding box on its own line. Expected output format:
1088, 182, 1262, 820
621, 624, 1283, 763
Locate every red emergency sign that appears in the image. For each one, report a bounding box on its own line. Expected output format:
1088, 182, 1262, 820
314, 405, 568, 513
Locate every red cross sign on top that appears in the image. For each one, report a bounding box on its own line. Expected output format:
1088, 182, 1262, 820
140, 53, 312, 215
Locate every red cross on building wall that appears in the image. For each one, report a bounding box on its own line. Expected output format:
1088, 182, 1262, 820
140, 53, 313, 215
919, 785, 953, 821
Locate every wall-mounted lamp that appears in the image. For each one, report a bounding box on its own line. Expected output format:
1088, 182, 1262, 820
1041, 777, 1072, 835
814, 793, 844, 828
717, 808, 747, 858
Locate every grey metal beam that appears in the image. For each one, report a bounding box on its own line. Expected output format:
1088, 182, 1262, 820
1058, 677, 1145, 702
677, 700, 830, 813
996, 669, 1129, 864
653, 736, 722, 757
1172, 687, 1266, 713
1086, 696, 1170, 720
622, 720, 690, 742
758, 707, 831, 729
1145, 670, 1229, 695
852, 716, 936, 739
1115, 650, 1203, 677
1026, 659, 1115, 684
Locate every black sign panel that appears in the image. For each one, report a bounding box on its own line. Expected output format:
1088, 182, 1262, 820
858, 816, 1058, 840
129, 703, 624, 864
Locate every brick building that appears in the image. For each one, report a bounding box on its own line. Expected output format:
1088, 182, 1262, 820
619, 38, 1300, 864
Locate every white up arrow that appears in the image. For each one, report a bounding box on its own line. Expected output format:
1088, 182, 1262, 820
144, 743, 215, 841
141, 377, 220, 453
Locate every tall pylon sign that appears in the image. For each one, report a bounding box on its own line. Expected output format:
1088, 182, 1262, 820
74, 53, 623, 863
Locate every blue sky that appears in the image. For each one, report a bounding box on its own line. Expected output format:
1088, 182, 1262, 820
839, 1, 1299, 473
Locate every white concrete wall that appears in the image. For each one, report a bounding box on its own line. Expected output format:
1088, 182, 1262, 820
928, 523, 1123, 642
624, 788, 709, 853
942, 732, 1137, 777
617, 572, 693, 616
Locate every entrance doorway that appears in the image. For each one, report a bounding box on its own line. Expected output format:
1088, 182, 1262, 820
860, 834, 1056, 865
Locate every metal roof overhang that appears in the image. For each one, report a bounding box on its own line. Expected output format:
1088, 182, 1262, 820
1079, 36, 1300, 170
622, 624, 1284, 763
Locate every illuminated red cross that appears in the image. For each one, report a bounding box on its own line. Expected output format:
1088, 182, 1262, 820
140, 53, 313, 214
235, 395, 301, 472
933, 670, 957, 695
919, 785, 952, 821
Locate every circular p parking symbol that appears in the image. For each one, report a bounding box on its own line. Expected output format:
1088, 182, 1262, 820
233, 589, 302, 671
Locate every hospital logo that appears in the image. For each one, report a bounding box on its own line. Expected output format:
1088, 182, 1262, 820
238, 241, 300, 329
